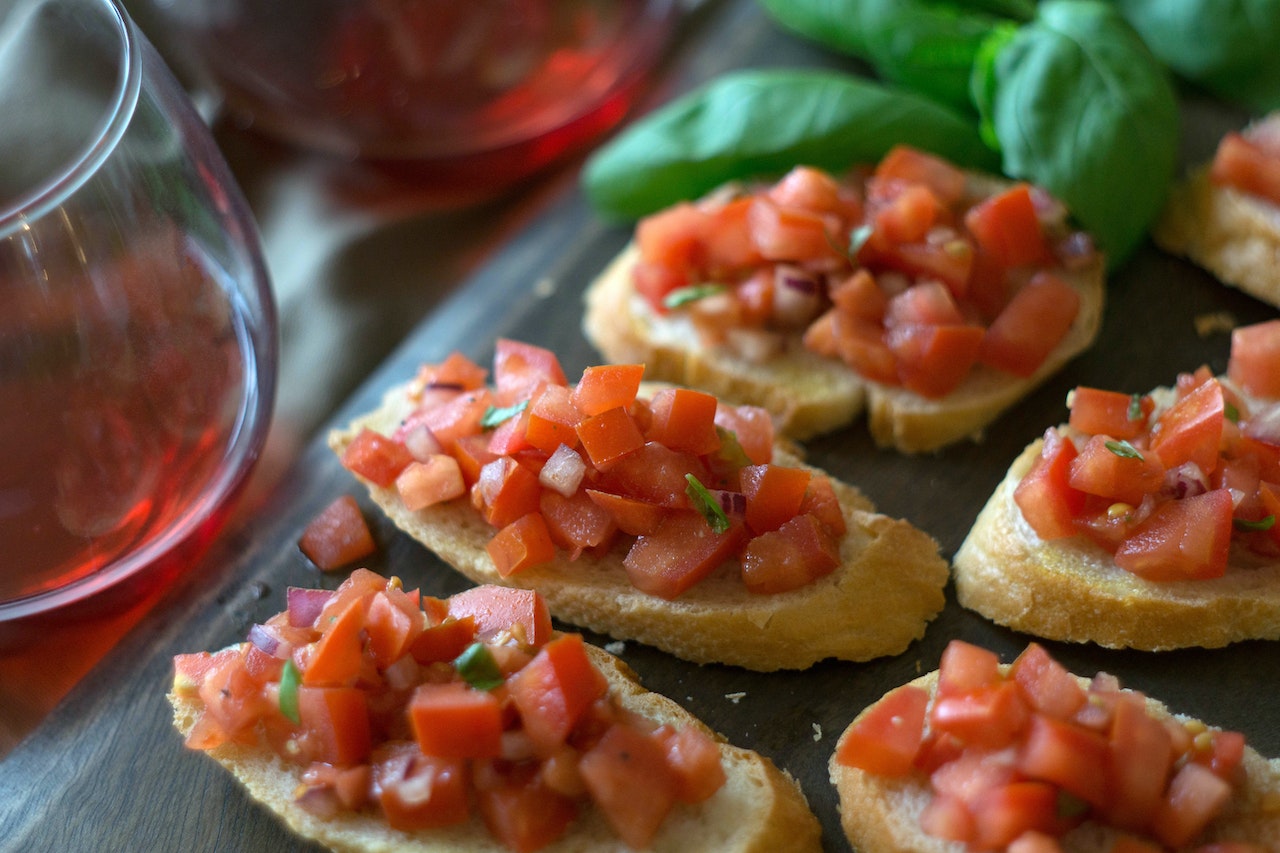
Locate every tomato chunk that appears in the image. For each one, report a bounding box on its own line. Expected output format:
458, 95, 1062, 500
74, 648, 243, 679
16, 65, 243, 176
1228, 319, 1280, 399
298, 495, 376, 571
1113, 488, 1234, 581
409, 682, 503, 759
508, 634, 609, 753
623, 510, 747, 599
835, 685, 929, 777
579, 723, 678, 850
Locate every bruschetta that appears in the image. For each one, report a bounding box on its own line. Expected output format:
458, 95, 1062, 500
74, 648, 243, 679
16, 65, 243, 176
1155, 113, 1280, 310
953, 320, 1280, 650
830, 639, 1280, 852
582, 145, 1106, 453
169, 571, 822, 853
329, 340, 948, 671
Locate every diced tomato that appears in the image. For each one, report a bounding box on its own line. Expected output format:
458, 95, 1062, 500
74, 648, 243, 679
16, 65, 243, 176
830, 269, 887, 323
486, 406, 533, 456
476, 765, 579, 853
919, 791, 976, 843
740, 464, 810, 534
522, 384, 582, 454
1200, 729, 1247, 780
1113, 488, 1234, 581
409, 681, 503, 759
969, 781, 1065, 850
1067, 434, 1166, 505
872, 182, 944, 245
508, 634, 609, 753
873, 239, 974, 297
395, 455, 467, 511
302, 597, 366, 687
583, 489, 665, 537
1015, 429, 1087, 541
575, 406, 645, 470
340, 428, 414, 487
1017, 713, 1110, 807
297, 495, 376, 571
938, 640, 1003, 697
747, 196, 844, 263
487, 512, 557, 577
978, 272, 1080, 378
409, 616, 477, 664
452, 434, 498, 487
297, 685, 372, 766
416, 351, 488, 391
713, 404, 774, 466
703, 195, 768, 270
579, 723, 679, 850
632, 260, 688, 313
1069, 387, 1153, 440
800, 474, 848, 537
770, 164, 860, 216
1151, 761, 1234, 848
636, 201, 710, 269
656, 725, 727, 804
964, 183, 1051, 269
623, 510, 747, 599
885, 320, 984, 398
539, 489, 616, 556
931, 682, 1030, 750
874, 145, 968, 206
1103, 693, 1174, 831
1008, 830, 1068, 853
1150, 378, 1225, 473
397, 389, 493, 453
446, 585, 552, 647
473, 456, 543, 528
810, 309, 901, 386
740, 513, 839, 594
571, 363, 645, 416
930, 746, 1020, 807
492, 339, 567, 407
594, 442, 707, 508
885, 280, 966, 327
644, 387, 722, 456
1228, 319, 1280, 399
835, 684, 929, 777
364, 588, 423, 668
1210, 131, 1280, 206
1008, 643, 1086, 721
373, 741, 470, 830
173, 647, 241, 697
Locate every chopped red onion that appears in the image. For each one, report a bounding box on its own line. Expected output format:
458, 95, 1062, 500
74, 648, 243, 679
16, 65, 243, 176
402, 423, 443, 462
1054, 231, 1099, 271
539, 444, 586, 497
773, 264, 822, 328
712, 489, 746, 517
288, 586, 332, 628
247, 623, 280, 656
1245, 402, 1280, 445
1163, 462, 1208, 500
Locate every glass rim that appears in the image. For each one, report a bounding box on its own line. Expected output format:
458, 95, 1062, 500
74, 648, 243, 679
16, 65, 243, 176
0, 0, 141, 236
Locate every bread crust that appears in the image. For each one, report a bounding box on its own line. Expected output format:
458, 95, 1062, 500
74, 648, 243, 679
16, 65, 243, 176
1154, 165, 1280, 310
830, 671, 1280, 853
330, 382, 949, 671
581, 178, 1106, 454
953, 437, 1280, 651
170, 643, 823, 853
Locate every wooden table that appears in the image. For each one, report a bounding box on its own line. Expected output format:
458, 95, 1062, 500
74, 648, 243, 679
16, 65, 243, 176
3, 2, 1278, 850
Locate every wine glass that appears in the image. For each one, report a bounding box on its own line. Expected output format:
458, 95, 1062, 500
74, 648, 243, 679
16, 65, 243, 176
0, 0, 277, 622
125, 0, 680, 201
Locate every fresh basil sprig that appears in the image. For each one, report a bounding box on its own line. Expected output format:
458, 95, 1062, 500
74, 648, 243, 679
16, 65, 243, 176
278, 659, 301, 724
685, 474, 731, 534
582, 68, 997, 221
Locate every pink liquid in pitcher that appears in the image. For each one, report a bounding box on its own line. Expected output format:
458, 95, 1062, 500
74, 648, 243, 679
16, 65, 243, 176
0, 232, 260, 605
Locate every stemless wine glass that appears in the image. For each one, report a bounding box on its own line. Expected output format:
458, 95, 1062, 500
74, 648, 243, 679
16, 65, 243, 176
0, 0, 277, 621
126, 0, 680, 200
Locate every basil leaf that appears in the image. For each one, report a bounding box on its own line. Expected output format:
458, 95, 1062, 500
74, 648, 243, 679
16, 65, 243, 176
664, 283, 727, 310
685, 474, 731, 535
481, 400, 528, 429
278, 659, 301, 724
972, 0, 1179, 265
1105, 439, 1144, 459
1113, 0, 1280, 113
583, 68, 998, 220
454, 643, 504, 691
1235, 515, 1276, 532
760, 0, 1035, 114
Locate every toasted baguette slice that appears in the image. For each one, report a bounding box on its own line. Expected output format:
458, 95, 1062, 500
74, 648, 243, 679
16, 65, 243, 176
1154, 163, 1280, 310
330, 381, 949, 671
170, 642, 822, 853
953, 435, 1280, 651
582, 175, 1106, 453
830, 669, 1280, 852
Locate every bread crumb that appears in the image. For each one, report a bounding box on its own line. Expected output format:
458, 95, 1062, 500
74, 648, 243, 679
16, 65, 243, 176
812, 723, 822, 742
604, 641, 626, 655
1194, 311, 1236, 337
725, 692, 747, 704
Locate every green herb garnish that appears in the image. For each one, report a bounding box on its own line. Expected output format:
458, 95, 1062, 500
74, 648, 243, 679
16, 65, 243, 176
685, 474, 731, 534
1104, 439, 1143, 460
454, 642, 504, 691
481, 400, 528, 429
663, 283, 727, 310
278, 658, 301, 724
1235, 515, 1276, 532
1225, 401, 1240, 423
712, 426, 753, 470
1128, 393, 1144, 422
